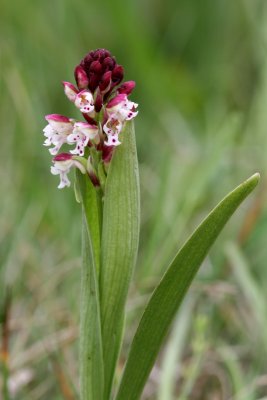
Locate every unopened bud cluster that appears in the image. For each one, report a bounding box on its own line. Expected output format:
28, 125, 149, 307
43, 49, 138, 189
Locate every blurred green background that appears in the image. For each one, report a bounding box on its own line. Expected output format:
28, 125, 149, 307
1, 0, 267, 398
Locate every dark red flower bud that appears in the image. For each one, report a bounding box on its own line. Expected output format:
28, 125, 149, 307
94, 91, 103, 113
103, 49, 111, 58
99, 71, 112, 92
82, 113, 97, 125
90, 60, 103, 74
103, 57, 115, 71
112, 65, 124, 85
118, 80, 136, 95
82, 54, 92, 71
94, 49, 107, 60
74, 65, 89, 89
89, 73, 101, 92
74, 48, 136, 109
102, 144, 114, 163
88, 171, 100, 187
75, 49, 123, 93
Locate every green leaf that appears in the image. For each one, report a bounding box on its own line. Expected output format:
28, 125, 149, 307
76, 172, 104, 400
115, 173, 260, 400
100, 120, 140, 399
76, 169, 102, 274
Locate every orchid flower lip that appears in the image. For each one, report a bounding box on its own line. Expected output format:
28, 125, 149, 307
75, 90, 95, 113
51, 159, 72, 189
103, 115, 123, 147
51, 153, 86, 188
67, 122, 99, 156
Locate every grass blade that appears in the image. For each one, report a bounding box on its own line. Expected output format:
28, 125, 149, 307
158, 296, 195, 400
115, 173, 260, 400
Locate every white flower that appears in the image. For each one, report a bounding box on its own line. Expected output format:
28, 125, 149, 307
67, 122, 99, 156
75, 90, 94, 113
103, 116, 123, 146
106, 94, 138, 121
51, 153, 86, 189
43, 114, 73, 155
103, 94, 138, 146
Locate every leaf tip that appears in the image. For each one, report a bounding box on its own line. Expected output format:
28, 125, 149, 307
247, 172, 260, 188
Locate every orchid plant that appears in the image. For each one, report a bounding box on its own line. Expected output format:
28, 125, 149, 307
43, 49, 259, 400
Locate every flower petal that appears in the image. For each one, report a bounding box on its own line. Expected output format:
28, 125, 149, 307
74, 65, 89, 90
75, 90, 95, 113
62, 82, 78, 102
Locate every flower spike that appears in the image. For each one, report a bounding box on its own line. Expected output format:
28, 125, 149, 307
43, 48, 139, 188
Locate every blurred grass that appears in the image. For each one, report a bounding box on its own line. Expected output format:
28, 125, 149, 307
1, 0, 267, 398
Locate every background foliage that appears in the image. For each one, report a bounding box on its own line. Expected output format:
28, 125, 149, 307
1, 0, 267, 398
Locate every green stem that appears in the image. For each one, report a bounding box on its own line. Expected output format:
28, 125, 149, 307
96, 188, 103, 240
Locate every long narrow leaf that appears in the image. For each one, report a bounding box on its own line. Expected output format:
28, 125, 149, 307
116, 173, 260, 400
100, 120, 140, 399
76, 173, 104, 400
